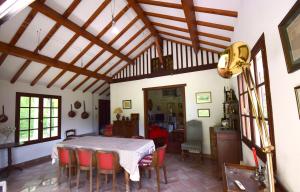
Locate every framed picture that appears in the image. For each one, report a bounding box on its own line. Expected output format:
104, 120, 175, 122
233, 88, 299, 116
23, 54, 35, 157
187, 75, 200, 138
278, 0, 300, 73
122, 100, 132, 109
197, 109, 210, 117
196, 92, 212, 104
295, 86, 300, 118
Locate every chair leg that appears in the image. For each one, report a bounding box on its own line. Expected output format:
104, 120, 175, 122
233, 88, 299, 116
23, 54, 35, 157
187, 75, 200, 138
76, 168, 80, 189
89, 168, 93, 192
163, 166, 167, 184
148, 169, 151, 178
96, 172, 100, 192
155, 167, 161, 192
112, 172, 116, 192
57, 166, 61, 185
105, 174, 108, 184
68, 166, 72, 188
181, 150, 185, 161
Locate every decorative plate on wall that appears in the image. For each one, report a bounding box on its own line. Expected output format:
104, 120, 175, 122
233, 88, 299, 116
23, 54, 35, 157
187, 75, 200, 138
74, 101, 81, 109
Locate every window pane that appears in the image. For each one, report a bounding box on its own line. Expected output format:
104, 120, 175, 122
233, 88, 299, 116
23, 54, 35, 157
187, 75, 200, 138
52, 99, 58, 108
20, 131, 29, 142
244, 94, 250, 115
254, 121, 261, 147
51, 108, 58, 117
20, 97, 29, 107
20, 108, 29, 118
43, 108, 50, 117
238, 76, 243, 94
250, 60, 256, 87
51, 118, 58, 127
242, 116, 246, 137
20, 119, 29, 130
256, 51, 264, 84
51, 127, 58, 137
43, 98, 51, 107
43, 128, 50, 138
30, 108, 39, 118
258, 85, 268, 118
30, 119, 39, 129
30, 129, 38, 141
43, 118, 50, 128
246, 117, 251, 140
31, 97, 39, 107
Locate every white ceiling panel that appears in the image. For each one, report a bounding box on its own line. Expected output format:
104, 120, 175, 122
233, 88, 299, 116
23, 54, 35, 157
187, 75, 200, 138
36, 67, 62, 87
86, 0, 127, 36
68, 0, 105, 27
140, 4, 185, 18
45, 0, 74, 15
0, 7, 31, 43
87, 51, 113, 71
79, 77, 98, 91
67, 74, 88, 90
0, 55, 26, 81
16, 13, 56, 51
18, 61, 46, 84
59, 36, 90, 63
123, 30, 151, 57
74, 44, 102, 67
109, 60, 127, 77
194, 0, 240, 12
98, 57, 120, 75
53, 71, 76, 88
40, 26, 75, 58
148, 16, 188, 29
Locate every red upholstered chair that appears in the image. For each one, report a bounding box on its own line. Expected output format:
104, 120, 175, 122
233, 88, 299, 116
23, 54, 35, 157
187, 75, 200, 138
57, 147, 76, 188
95, 151, 122, 192
138, 145, 167, 192
149, 125, 168, 148
75, 148, 94, 192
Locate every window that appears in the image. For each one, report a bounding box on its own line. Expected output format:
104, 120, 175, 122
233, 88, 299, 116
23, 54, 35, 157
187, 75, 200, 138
16, 92, 61, 145
237, 34, 275, 162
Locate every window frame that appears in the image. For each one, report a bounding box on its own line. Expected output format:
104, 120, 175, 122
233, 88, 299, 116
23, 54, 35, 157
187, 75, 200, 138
15, 92, 62, 146
237, 34, 276, 163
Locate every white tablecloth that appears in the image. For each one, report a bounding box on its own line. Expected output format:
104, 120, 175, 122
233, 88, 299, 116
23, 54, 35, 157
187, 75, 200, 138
51, 136, 155, 181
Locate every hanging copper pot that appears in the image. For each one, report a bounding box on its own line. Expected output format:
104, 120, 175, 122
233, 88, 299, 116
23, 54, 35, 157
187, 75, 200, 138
0, 105, 8, 123
74, 101, 81, 109
81, 101, 89, 119
68, 104, 76, 118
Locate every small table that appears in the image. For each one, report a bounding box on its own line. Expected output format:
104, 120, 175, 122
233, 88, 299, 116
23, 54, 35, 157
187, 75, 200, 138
0, 143, 22, 177
223, 163, 266, 192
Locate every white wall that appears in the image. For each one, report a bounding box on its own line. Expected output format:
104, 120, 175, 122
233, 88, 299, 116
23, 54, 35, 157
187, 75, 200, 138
111, 69, 228, 155
0, 80, 94, 168
231, 0, 300, 190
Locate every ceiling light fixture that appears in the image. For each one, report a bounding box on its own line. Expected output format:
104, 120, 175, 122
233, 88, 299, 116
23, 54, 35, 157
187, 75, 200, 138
110, 0, 119, 35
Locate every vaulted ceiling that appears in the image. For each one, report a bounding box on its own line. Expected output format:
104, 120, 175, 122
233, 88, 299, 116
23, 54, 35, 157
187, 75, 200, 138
0, 0, 239, 96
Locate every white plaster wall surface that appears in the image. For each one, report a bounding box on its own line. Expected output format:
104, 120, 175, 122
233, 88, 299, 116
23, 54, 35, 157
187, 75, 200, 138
231, 0, 300, 190
0, 80, 94, 168
110, 69, 227, 155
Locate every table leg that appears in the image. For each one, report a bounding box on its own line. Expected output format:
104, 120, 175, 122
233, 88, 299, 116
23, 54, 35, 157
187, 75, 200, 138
125, 170, 130, 192
5, 147, 22, 177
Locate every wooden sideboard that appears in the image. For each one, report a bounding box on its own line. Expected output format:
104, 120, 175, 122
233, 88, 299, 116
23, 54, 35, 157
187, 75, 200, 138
113, 113, 139, 138
210, 127, 242, 177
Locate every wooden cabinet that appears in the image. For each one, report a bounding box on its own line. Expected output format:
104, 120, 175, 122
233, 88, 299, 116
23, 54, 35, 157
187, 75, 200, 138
210, 127, 242, 177
113, 114, 139, 138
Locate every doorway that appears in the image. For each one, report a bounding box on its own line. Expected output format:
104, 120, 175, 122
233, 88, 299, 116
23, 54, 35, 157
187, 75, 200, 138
98, 99, 110, 134
143, 84, 186, 153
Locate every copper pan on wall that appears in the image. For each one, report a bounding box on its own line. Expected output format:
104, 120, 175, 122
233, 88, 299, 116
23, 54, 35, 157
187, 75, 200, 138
0, 105, 8, 123
81, 101, 89, 119
68, 104, 76, 118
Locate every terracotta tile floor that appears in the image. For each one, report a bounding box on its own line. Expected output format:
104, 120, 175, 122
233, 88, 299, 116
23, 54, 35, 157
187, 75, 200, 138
5, 154, 223, 192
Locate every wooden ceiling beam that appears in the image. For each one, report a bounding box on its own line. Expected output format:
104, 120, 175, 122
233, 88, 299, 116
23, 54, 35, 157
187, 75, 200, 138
47, 4, 129, 89
62, 16, 140, 92
159, 30, 227, 49
0, 41, 111, 81
0, 3, 43, 67
30, 1, 133, 63
92, 82, 106, 94
137, 0, 237, 17
181, 0, 200, 53
152, 22, 230, 42
145, 11, 234, 31
127, 0, 163, 64
99, 87, 110, 96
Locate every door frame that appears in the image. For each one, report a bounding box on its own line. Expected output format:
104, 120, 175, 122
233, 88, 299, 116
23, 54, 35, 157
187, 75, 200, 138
142, 83, 187, 140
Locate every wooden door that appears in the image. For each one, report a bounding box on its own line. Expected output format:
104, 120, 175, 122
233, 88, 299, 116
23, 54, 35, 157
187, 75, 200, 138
98, 100, 110, 133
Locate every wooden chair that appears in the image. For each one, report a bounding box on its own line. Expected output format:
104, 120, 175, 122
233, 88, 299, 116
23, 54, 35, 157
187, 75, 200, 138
138, 145, 167, 192
65, 129, 77, 140
75, 148, 94, 192
57, 147, 77, 188
95, 150, 122, 192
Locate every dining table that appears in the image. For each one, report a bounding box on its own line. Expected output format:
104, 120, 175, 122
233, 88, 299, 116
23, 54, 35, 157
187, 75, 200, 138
51, 136, 155, 191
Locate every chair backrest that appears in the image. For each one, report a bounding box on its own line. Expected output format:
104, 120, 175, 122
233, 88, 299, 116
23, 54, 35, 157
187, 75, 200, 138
95, 151, 120, 171
152, 144, 167, 167
57, 147, 75, 166
186, 120, 202, 142
75, 148, 93, 167
65, 129, 76, 138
